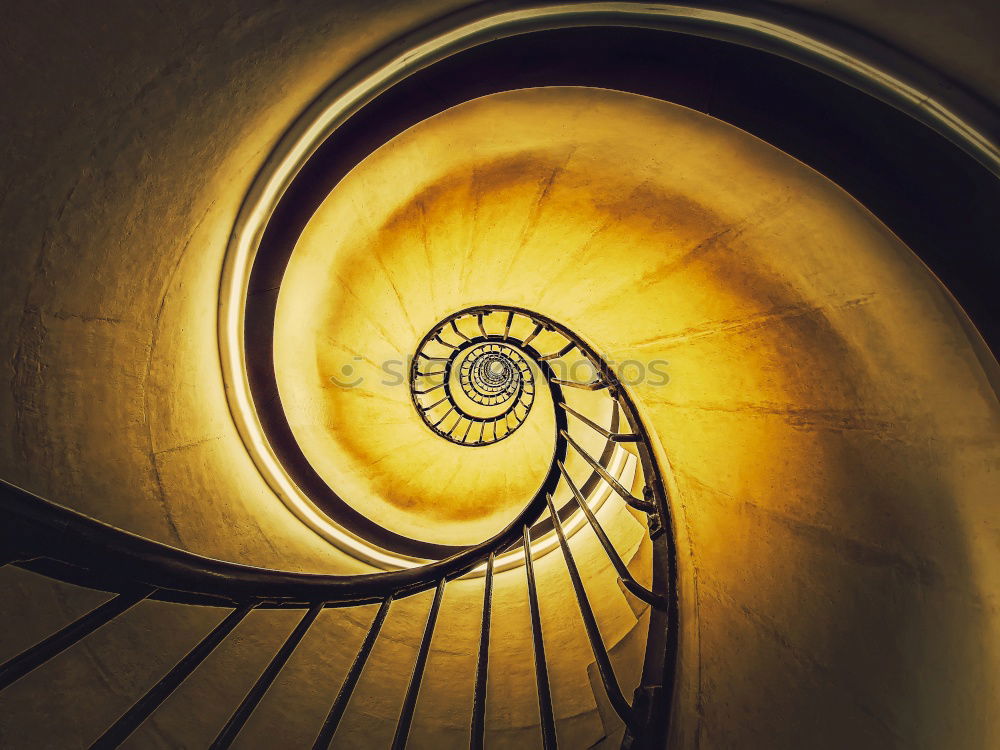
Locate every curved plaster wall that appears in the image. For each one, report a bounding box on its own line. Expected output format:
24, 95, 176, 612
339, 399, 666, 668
0, 3, 997, 750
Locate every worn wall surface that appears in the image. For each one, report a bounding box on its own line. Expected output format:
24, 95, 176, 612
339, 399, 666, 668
271, 86, 1000, 748
0, 2, 997, 749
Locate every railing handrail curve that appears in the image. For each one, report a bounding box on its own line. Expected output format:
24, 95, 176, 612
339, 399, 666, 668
0, 477, 547, 608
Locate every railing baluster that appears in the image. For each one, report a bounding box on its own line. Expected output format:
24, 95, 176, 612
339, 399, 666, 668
90, 601, 255, 749
461, 418, 474, 442
550, 377, 607, 391
432, 407, 455, 429
391, 578, 446, 750
545, 494, 632, 722
561, 430, 655, 513
524, 526, 557, 749
470, 552, 495, 750
559, 402, 640, 442
210, 602, 324, 750
312, 596, 393, 750
413, 383, 445, 395
0, 587, 153, 692
539, 342, 575, 361
450, 320, 470, 342
521, 322, 543, 348
558, 462, 667, 610
433, 334, 458, 349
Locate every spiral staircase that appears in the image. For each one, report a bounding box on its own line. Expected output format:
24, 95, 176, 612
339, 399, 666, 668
0, 297, 679, 749
1, 2, 999, 749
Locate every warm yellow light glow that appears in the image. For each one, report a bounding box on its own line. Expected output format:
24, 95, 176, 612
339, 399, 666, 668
218, 2, 997, 571
221, 81, 651, 566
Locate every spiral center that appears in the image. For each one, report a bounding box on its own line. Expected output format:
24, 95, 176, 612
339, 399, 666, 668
410, 312, 537, 446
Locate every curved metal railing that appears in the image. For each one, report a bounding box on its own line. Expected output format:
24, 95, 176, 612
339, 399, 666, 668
411, 313, 538, 446
0, 306, 678, 750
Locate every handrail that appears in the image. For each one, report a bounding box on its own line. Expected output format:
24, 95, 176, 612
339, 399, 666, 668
0, 478, 548, 608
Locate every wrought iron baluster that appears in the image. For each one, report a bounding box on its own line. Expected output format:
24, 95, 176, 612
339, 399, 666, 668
558, 462, 667, 610
561, 430, 655, 513
210, 602, 324, 750
450, 320, 470, 342
90, 601, 256, 749
550, 377, 607, 391
432, 407, 455, 429
559, 402, 640, 442
545, 494, 632, 722
470, 552, 495, 750
539, 342, 575, 361
391, 578, 446, 750
524, 526, 557, 749
520, 323, 543, 348
0, 587, 153, 692
433, 334, 458, 349
312, 596, 393, 750
413, 382, 446, 395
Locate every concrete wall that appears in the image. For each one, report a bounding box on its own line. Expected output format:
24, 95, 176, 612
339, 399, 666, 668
0, 3, 997, 749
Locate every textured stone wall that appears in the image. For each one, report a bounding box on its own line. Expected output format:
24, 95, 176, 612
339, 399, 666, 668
0, 3, 997, 749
